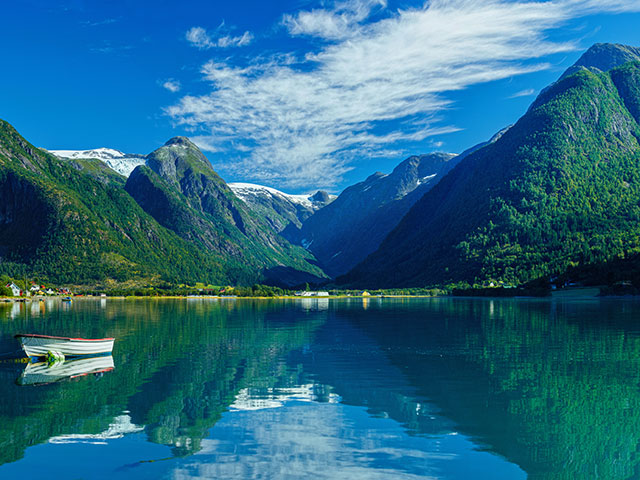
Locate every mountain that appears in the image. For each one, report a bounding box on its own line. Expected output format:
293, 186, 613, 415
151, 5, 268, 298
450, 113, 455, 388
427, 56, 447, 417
291, 152, 459, 277
124, 137, 326, 286
229, 183, 335, 233
49, 148, 146, 176
342, 43, 640, 288
0, 123, 325, 287
561, 43, 640, 80
0, 120, 236, 286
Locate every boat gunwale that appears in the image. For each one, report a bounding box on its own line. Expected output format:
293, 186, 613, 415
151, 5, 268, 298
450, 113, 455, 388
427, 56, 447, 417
14, 334, 115, 342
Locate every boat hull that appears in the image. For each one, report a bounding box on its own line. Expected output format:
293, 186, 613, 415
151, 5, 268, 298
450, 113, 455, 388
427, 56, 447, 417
15, 334, 115, 358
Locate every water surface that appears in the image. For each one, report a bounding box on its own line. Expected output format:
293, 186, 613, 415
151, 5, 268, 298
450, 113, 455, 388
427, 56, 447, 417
1, 297, 638, 479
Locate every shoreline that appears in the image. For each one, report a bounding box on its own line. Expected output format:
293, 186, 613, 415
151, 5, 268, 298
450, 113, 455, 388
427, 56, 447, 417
0, 294, 442, 302
2, 288, 638, 302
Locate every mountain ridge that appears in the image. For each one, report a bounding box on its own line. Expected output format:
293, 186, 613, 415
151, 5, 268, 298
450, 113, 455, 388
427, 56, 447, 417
561, 43, 640, 80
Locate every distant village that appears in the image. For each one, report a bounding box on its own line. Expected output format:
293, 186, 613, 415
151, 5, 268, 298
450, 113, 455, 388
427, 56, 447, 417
293, 290, 370, 297
3, 282, 72, 298
1, 281, 376, 299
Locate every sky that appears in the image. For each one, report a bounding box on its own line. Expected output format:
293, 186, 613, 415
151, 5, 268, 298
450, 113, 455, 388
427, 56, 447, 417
1, 0, 640, 193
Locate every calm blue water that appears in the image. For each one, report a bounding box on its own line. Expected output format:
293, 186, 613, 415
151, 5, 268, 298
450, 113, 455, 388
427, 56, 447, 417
1, 296, 639, 479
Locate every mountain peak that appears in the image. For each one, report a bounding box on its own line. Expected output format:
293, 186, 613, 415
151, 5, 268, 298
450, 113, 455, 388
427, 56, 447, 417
391, 152, 456, 177
365, 172, 387, 183
561, 43, 640, 79
163, 136, 195, 147
310, 191, 332, 203
146, 135, 215, 185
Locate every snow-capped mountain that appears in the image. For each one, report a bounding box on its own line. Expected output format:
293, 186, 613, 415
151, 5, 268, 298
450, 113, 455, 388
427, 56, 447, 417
51, 147, 126, 160
229, 182, 336, 233
49, 148, 146, 177
229, 183, 334, 210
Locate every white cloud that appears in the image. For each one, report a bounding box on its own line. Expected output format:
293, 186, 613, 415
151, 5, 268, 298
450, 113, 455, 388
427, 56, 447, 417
283, 0, 387, 40
186, 26, 213, 49
508, 88, 536, 98
218, 31, 253, 48
169, 0, 640, 189
190, 135, 221, 153
162, 79, 181, 93
186, 26, 253, 49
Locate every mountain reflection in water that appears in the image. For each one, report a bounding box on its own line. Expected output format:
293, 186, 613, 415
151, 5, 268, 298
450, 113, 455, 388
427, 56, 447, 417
0, 297, 638, 479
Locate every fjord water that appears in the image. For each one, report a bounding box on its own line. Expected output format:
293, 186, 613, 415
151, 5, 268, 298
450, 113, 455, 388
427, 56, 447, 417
0, 298, 639, 479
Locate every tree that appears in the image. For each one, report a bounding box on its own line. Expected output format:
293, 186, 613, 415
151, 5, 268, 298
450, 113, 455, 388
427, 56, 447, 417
0, 285, 13, 297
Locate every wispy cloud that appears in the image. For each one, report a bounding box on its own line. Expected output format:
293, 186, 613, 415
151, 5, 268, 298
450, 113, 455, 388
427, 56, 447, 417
169, 0, 640, 189
81, 18, 118, 27
283, 0, 387, 40
509, 88, 536, 98
90, 41, 133, 55
186, 26, 253, 50
162, 79, 181, 93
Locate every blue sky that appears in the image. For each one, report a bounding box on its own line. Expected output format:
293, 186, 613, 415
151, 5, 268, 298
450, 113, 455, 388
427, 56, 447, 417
1, 0, 640, 193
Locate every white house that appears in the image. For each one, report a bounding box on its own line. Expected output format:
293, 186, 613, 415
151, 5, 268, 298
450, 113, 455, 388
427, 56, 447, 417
5, 283, 21, 297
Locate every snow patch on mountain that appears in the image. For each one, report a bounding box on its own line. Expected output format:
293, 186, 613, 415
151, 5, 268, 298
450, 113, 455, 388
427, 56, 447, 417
417, 173, 438, 185
229, 182, 334, 210
51, 148, 126, 160
49, 148, 146, 177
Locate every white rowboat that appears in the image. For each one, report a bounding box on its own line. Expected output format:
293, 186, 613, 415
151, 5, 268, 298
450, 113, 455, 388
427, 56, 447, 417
15, 334, 115, 358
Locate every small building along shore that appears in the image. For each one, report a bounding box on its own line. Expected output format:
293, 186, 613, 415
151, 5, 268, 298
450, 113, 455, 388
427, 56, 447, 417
294, 291, 330, 297
3, 281, 72, 298
5, 283, 22, 297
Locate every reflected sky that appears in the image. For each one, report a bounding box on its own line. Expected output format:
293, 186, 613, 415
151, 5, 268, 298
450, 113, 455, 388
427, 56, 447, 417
172, 399, 523, 480
0, 391, 523, 480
